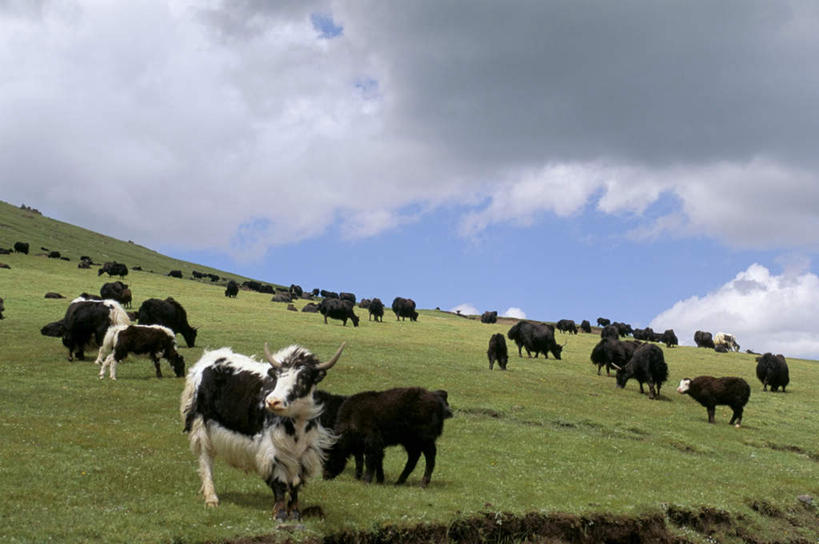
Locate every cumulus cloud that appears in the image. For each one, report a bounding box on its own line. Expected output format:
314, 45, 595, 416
450, 303, 478, 316
502, 307, 527, 319
2, 2, 819, 253
650, 263, 819, 359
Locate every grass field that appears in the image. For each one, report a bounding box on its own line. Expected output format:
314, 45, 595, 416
1, 204, 817, 543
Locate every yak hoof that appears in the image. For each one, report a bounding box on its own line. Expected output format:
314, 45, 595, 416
205, 498, 219, 508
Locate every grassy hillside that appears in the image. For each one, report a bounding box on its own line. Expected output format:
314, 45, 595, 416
0, 214, 816, 543
0, 200, 258, 285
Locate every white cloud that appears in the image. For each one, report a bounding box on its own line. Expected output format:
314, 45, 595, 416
502, 307, 527, 319
650, 263, 819, 359
2, 2, 819, 254
450, 303, 478, 316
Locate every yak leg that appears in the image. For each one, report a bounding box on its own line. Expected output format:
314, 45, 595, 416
729, 406, 743, 427
488, 354, 494, 370
151, 355, 163, 378
395, 447, 421, 485
267, 477, 289, 521
419, 443, 437, 488
353, 451, 364, 480
638, 382, 645, 394
195, 440, 219, 507
362, 435, 384, 484
287, 483, 301, 520
706, 407, 716, 423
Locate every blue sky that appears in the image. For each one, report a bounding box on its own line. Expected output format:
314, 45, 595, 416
2, 1, 819, 358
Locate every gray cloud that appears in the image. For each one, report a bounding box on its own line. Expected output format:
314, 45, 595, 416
2, 1, 818, 252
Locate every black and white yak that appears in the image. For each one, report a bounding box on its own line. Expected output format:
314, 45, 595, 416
676, 376, 750, 427
614, 343, 668, 399
180, 342, 345, 520
323, 387, 452, 487
714, 331, 740, 352
755, 353, 789, 392
138, 297, 198, 348
95, 324, 184, 380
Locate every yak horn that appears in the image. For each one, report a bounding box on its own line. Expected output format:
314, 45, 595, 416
264, 342, 283, 369
611, 363, 622, 370
317, 342, 346, 371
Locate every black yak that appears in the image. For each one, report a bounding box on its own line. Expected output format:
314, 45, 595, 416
755, 353, 789, 392
694, 330, 715, 348
392, 297, 418, 321
615, 344, 668, 399
487, 333, 508, 370
224, 280, 239, 297
323, 387, 452, 487
137, 297, 197, 347
590, 338, 640, 376
318, 298, 360, 327
368, 298, 384, 322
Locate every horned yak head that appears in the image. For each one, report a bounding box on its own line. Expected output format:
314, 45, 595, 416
262, 342, 345, 417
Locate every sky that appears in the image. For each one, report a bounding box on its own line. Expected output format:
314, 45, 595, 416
2, 1, 819, 359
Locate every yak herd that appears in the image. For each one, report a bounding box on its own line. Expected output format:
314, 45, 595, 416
489, 315, 791, 430
1, 242, 798, 524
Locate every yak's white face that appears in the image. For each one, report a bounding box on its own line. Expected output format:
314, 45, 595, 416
676, 378, 691, 393
264, 366, 318, 417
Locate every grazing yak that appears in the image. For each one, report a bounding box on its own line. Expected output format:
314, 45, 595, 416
100, 281, 132, 308
580, 320, 592, 334
323, 387, 452, 487
597, 317, 611, 327
320, 290, 339, 299
677, 377, 750, 427
487, 333, 508, 370
14, 242, 29, 254
481, 311, 498, 324
340, 292, 356, 305
181, 342, 345, 520
556, 319, 578, 334
590, 338, 641, 376
224, 280, 239, 298
755, 353, 789, 392
507, 321, 562, 360
96, 324, 185, 380
368, 298, 384, 322
318, 298, 360, 327
45, 297, 131, 361
392, 297, 418, 321
694, 330, 715, 349
98, 261, 128, 278
167, 270, 183, 279
614, 343, 668, 399
138, 297, 198, 348
714, 332, 740, 352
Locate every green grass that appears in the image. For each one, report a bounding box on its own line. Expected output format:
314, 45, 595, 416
0, 205, 817, 543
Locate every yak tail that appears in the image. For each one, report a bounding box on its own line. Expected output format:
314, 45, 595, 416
180, 376, 198, 433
